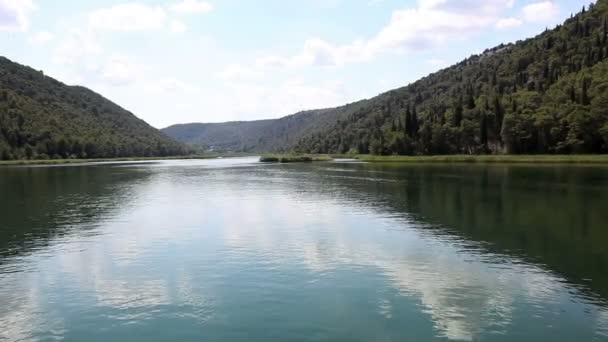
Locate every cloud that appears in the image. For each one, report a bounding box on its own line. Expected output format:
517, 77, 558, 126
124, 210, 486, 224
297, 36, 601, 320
169, 0, 213, 15
100, 54, 145, 86
86, 1, 212, 33
418, 0, 515, 14
88, 3, 167, 32
522, 1, 560, 23
146, 77, 200, 93
253, 0, 516, 68
147, 75, 351, 125
428, 58, 447, 66
170, 19, 187, 33
0, 0, 36, 32
495, 17, 523, 29
219, 64, 263, 82
216, 78, 349, 122
53, 29, 102, 65
28, 30, 54, 44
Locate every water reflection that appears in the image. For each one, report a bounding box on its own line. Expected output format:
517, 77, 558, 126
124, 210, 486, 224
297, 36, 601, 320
1, 158, 607, 341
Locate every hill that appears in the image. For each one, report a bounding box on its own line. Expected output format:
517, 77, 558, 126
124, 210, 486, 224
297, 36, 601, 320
0, 57, 187, 160
163, 101, 369, 152
165, 1, 608, 155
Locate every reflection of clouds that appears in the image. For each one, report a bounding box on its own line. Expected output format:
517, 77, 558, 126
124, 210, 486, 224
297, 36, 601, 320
2, 158, 607, 342
377, 298, 393, 319
597, 309, 608, 339
217, 189, 586, 341
0, 271, 66, 341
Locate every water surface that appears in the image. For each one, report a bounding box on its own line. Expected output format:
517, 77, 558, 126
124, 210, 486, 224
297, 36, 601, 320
1, 157, 608, 341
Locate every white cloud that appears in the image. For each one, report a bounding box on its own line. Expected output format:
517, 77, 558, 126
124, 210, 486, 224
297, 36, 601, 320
146, 77, 200, 93
254, 0, 516, 68
53, 29, 102, 65
0, 0, 36, 32
428, 58, 446, 66
170, 19, 187, 33
522, 1, 560, 23
86, 2, 210, 33
169, 0, 213, 15
207, 79, 348, 123
88, 3, 167, 31
219, 64, 263, 82
495, 17, 523, 29
28, 30, 54, 44
144, 76, 351, 124
418, 0, 515, 14
100, 54, 146, 86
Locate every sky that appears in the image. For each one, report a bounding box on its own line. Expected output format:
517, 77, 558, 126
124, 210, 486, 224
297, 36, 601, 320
0, 0, 597, 128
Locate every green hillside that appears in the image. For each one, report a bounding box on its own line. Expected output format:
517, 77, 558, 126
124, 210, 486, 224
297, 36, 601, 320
162, 102, 368, 153
165, 1, 608, 155
0, 57, 187, 160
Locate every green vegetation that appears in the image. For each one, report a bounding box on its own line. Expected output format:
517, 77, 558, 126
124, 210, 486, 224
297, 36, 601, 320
166, 2, 608, 157
0, 57, 188, 161
162, 108, 343, 153
0, 153, 254, 166
332, 154, 608, 164
260, 154, 332, 163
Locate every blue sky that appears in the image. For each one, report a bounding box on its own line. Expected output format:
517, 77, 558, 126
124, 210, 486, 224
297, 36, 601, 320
0, 0, 596, 128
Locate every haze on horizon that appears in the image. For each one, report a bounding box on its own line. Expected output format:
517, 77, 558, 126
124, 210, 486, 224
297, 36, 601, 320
0, 0, 596, 128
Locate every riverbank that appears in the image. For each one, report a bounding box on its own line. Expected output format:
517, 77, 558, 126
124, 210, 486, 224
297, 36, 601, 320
0, 153, 256, 166
333, 154, 608, 164
4, 154, 608, 166
261, 153, 608, 164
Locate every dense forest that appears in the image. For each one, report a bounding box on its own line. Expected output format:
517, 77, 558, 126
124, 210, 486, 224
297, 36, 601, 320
162, 103, 369, 153
0, 57, 188, 160
166, 1, 608, 155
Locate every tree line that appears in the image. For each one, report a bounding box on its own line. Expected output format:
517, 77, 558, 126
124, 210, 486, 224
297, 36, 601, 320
0, 57, 188, 160
292, 2, 608, 155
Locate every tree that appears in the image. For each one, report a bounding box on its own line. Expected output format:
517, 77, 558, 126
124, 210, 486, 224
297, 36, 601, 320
24, 144, 33, 159
454, 96, 464, 128
480, 113, 489, 152
410, 106, 419, 138
581, 79, 591, 105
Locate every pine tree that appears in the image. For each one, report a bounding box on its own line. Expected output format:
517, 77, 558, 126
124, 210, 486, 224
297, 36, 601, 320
466, 86, 476, 109
604, 17, 607, 45
454, 95, 464, 127
411, 106, 419, 138
494, 96, 504, 134
569, 85, 577, 103
582, 79, 590, 105
480, 113, 489, 152
405, 106, 412, 137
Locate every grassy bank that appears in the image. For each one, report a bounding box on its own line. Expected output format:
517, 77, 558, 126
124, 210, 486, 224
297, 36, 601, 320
0, 153, 256, 166
6, 153, 608, 166
260, 154, 333, 163
331, 154, 608, 164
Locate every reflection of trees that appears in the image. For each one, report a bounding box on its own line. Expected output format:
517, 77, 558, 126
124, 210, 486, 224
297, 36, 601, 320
287, 163, 608, 300
0, 160, 607, 341
2, 161, 606, 300
218, 163, 608, 341
0, 165, 151, 262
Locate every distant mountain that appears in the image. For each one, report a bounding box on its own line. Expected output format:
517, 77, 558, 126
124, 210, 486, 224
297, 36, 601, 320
165, 1, 608, 155
162, 101, 369, 153
0, 57, 187, 160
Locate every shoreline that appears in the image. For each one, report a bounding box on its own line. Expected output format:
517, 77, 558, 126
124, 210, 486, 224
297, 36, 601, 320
0, 154, 257, 166
345, 154, 608, 164
264, 154, 608, 164
3, 153, 608, 166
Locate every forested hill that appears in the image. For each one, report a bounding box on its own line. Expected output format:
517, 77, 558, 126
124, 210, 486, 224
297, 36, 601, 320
162, 101, 369, 153
166, 1, 608, 155
0, 57, 187, 160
